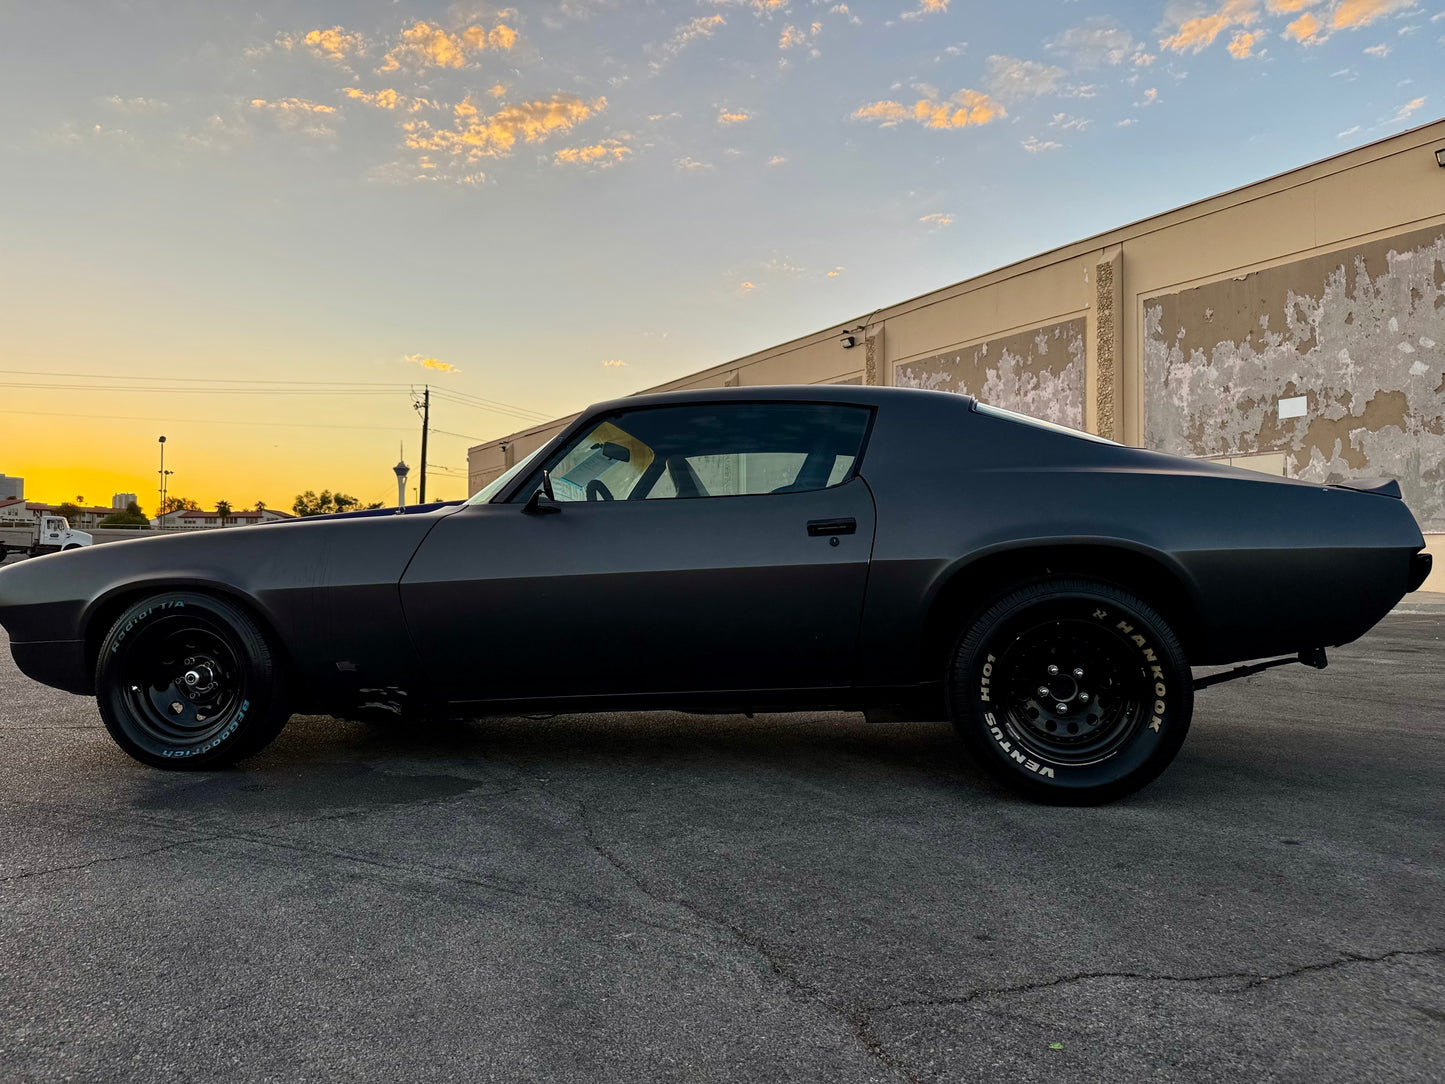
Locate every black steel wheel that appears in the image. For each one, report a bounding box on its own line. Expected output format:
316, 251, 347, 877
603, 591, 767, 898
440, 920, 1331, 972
95, 592, 291, 769
947, 578, 1192, 804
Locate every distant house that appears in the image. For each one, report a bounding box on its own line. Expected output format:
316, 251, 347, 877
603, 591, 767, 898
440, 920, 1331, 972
0, 500, 115, 528
151, 507, 296, 530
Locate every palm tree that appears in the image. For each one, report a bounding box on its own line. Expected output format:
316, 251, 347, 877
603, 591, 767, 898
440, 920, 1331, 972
215, 499, 232, 527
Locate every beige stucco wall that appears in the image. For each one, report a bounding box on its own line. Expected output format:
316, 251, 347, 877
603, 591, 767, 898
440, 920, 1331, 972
469, 118, 1445, 529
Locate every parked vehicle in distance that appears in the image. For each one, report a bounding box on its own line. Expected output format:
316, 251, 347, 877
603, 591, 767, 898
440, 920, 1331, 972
0, 386, 1431, 802
0, 516, 92, 560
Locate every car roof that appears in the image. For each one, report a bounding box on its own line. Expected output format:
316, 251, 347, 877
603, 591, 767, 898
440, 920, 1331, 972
583, 383, 975, 416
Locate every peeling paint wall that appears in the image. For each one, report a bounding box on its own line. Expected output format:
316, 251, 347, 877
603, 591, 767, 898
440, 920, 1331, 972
1144, 224, 1445, 531
895, 317, 1087, 430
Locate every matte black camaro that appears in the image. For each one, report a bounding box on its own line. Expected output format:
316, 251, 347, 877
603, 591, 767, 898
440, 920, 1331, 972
0, 387, 1432, 802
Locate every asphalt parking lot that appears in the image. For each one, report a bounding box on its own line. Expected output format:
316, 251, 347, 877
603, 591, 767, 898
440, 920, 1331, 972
2, 601, 1443, 1084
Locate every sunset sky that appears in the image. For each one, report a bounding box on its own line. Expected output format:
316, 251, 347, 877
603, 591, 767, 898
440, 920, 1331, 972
2, 0, 1439, 510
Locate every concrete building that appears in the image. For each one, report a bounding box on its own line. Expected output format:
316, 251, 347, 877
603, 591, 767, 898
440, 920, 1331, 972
0, 475, 22, 502
469, 119, 1445, 590
111, 493, 138, 510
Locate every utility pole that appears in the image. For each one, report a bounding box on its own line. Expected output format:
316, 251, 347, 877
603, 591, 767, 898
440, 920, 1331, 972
415, 385, 431, 505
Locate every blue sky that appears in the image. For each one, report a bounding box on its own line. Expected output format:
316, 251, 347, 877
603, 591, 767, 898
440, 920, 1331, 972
1, 0, 1439, 507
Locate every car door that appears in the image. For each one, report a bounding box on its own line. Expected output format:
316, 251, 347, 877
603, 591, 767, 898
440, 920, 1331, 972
400, 401, 878, 705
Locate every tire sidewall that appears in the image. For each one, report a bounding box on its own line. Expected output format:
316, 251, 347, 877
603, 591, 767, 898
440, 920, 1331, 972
96, 591, 279, 769
949, 581, 1192, 802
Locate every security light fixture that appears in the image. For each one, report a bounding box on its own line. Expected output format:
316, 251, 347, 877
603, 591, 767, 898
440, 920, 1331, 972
840, 334, 856, 349
1436, 146, 1445, 168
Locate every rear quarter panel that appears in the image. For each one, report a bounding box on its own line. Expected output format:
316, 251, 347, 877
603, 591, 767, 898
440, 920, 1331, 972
855, 395, 1425, 683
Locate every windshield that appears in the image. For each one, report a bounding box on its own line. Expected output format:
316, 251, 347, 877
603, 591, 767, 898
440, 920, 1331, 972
465, 446, 546, 505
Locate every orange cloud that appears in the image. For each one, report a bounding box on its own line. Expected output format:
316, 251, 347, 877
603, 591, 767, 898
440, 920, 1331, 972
280, 26, 365, 61
405, 354, 461, 373
379, 20, 517, 72
406, 94, 606, 161
250, 97, 335, 114
853, 100, 910, 125
901, 0, 949, 21
343, 87, 400, 109
602, 359, 627, 367
854, 89, 1004, 130
919, 212, 954, 227
1227, 30, 1257, 56
1159, 0, 1258, 54
488, 83, 507, 99
1266, 0, 1321, 10
554, 139, 631, 165
652, 14, 726, 67
718, 110, 751, 124
1390, 96, 1426, 122
1332, 0, 1413, 29
249, 97, 339, 138
779, 25, 807, 48
1285, 12, 1322, 40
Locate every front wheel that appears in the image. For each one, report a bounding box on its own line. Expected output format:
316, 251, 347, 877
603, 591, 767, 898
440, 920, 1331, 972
947, 579, 1193, 804
95, 592, 291, 769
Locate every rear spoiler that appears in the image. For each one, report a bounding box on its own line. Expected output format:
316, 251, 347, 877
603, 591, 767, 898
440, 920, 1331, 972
1329, 477, 1401, 499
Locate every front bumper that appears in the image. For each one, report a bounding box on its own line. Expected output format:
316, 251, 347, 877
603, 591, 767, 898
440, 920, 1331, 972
11, 639, 92, 696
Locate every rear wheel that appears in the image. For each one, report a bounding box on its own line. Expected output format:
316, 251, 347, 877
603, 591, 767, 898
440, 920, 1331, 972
95, 592, 291, 769
947, 579, 1192, 804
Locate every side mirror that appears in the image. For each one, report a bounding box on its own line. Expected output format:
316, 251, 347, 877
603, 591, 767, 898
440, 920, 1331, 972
522, 470, 561, 515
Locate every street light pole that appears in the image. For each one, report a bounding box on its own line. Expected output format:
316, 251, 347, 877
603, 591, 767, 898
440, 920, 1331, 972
157, 436, 173, 520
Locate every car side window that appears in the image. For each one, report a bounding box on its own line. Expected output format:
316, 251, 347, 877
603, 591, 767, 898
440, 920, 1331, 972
544, 420, 656, 502
523, 402, 870, 502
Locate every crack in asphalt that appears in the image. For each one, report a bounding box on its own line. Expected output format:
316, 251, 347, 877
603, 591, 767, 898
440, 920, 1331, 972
0, 833, 233, 883
573, 798, 923, 1084
864, 945, 1445, 1016
4, 784, 716, 946
569, 798, 1445, 1084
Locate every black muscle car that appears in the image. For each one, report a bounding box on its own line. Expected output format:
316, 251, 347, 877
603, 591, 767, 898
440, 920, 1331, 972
0, 386, 1431, 802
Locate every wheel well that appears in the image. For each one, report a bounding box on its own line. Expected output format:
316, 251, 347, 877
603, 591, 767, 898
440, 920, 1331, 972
922, 545, 1203, 674
83, 585, 308, 705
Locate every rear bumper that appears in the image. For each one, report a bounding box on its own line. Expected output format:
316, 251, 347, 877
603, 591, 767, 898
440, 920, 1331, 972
1408, 551, 1433, 593
11, 639, 92, 696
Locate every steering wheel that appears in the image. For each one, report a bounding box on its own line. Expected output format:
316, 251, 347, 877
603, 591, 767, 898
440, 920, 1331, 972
586, 478, 614, 502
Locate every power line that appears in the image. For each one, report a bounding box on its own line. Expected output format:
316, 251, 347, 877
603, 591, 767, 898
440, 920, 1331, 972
2, 368, 552, 424
0, 381, 400, 397
0, 407, 417, 433
428, 388, 551, 421
0, 368, 414, 388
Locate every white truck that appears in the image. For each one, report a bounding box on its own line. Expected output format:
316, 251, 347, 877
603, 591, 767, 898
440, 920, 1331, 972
0, 516, 93, 559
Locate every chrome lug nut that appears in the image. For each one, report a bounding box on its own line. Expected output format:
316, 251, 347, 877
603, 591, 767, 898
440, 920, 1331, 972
1079, 692, 1090, 703
1072, 668, 1085, 679
1047, 664, 1060, 676
1055, 702, 1069, 714
1037, 685, 1051, 698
